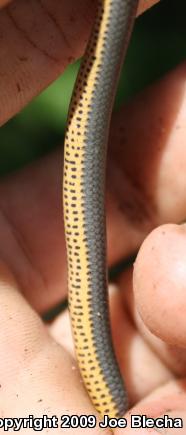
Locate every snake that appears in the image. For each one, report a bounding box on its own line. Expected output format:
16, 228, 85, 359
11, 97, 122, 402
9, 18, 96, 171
63, 0, 139, 419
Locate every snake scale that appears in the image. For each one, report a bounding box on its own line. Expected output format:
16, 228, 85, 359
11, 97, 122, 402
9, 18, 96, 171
63, 0, 139, 418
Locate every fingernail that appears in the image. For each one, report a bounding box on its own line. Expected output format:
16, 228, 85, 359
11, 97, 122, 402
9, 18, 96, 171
154, 411, 186, 433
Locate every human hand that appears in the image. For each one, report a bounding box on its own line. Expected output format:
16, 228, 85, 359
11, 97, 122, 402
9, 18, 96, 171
1, 0, 186, 433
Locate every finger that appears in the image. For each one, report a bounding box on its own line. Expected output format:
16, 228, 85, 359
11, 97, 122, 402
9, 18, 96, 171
117, 230, 186, 380
0, 261, 110, 434
49, 308, 75, 357
133, 223, 186, 348
118, 266, 186, 385
0, 0, 96, 126
0, 151, 66, 312
0, 0, 158, 126
0, 0, 159, 13
107, 62, 186, 263
137, 0, 159, 15
114, 379, 186, 434
133, 302, 186, 378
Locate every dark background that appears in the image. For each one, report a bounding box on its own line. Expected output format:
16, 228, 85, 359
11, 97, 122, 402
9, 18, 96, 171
0, 0, 185, 177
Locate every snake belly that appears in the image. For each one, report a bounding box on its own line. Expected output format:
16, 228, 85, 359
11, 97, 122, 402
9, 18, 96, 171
63, 0, 138, 419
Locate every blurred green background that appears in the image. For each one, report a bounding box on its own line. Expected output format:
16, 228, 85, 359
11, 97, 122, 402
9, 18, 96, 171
0, 0, 186, 176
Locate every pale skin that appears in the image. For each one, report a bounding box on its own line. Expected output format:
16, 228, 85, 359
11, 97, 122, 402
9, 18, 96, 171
0, 0, 186, 433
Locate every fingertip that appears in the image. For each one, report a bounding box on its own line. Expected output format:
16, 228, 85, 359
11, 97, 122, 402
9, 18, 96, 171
133, 223, 186, 347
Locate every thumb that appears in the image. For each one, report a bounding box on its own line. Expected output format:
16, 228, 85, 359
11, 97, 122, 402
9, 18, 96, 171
0, 0, 96, 125
0, 0, 159, 126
